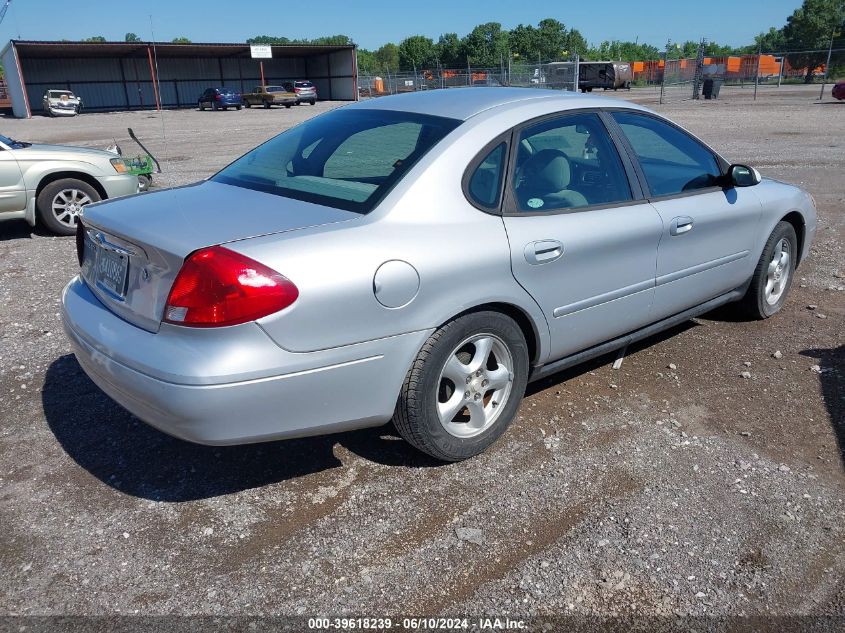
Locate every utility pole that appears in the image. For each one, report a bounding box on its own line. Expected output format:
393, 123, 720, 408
819, 28, 836, 100
753, 39, 761, 101
778, 55, 784, 88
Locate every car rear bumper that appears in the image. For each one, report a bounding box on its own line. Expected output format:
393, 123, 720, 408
61, 276, 430, 445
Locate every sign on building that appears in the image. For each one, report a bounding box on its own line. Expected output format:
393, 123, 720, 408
250, 45, 272, 59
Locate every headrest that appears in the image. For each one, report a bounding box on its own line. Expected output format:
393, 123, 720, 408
521, 149, 571, 193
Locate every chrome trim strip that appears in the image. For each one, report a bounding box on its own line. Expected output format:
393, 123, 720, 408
553, 278, 654, 318
656, 250, 749, 287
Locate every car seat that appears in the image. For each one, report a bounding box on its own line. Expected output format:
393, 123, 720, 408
516, 149, 588, 210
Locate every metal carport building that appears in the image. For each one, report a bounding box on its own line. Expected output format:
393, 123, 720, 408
0, 40, 358, 118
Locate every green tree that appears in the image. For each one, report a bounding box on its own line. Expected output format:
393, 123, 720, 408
399, 35, 436, 70
125, 32, 141, 43
565, 28, 589, 58
171, 37, 192, 44
357, 48, 377, 73
82, 36, 107, 42
310, 35, 355, 45
783, 0, 845, 82
435, 32, 462, 67
374, 43, 400, 73
536, 18, 568, 60
247, 35, 291, 44
461, 22, 509, 67
509, 23, 539, 61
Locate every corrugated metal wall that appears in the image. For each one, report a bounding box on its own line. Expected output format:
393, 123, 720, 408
19, 49, 355, 112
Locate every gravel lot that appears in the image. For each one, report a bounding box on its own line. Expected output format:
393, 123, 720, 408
0, 85, 843, 626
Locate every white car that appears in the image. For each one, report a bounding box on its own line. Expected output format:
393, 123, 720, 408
43, 90, 83, 117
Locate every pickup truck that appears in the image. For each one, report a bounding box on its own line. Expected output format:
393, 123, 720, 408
242, 85, 297, 109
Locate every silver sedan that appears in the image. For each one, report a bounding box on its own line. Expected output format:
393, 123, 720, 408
62, 88, 817, 461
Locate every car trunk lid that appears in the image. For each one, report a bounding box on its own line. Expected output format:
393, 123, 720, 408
79, 180, 358, 332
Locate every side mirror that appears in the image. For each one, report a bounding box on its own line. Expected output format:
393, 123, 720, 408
728, 164, 761, 187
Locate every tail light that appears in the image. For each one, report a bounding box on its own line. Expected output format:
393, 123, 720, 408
164, 246, 298, 327
214, 94, 221, 100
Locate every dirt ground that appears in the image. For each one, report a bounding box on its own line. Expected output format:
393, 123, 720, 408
0, 84, 843, 627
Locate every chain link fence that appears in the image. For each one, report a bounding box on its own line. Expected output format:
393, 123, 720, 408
357, 46, 844, 103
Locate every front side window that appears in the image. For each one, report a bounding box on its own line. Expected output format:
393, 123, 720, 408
512, 112, 631, 212
213, 108, 460, 213
612, 111, 722, 197
467, 142, 506, 208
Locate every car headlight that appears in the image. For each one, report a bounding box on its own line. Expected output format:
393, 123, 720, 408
110, 158, 128, 174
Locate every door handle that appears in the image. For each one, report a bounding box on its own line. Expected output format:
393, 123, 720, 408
669, 216, 694, 236
524, 240, 564, 265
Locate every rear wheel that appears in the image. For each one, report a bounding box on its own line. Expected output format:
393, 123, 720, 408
393, 311, 529, 461
263, 101, 271, 109
137, 174, 152, 192
309, 99, 316, 105
244, 101, 251, 108
235, 105, 242, 110
284, 103, 292, 108
199, 102, 205, 111
36, 178, 101, 236
737, 221, 797, 319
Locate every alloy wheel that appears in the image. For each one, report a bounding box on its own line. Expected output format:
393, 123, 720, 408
436, 333, 514, 438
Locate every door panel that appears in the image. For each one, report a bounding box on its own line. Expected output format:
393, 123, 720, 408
504, 202, 662, 360
649, 188, 761, 318
608, 110, 761, 319
501, 111, 662, 362
0, 150, 26, 213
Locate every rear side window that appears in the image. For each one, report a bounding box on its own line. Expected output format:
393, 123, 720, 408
213, 108, 460, 213
612, 111, 722, 196
512, 112, 631, 212
467, 142, 506, 208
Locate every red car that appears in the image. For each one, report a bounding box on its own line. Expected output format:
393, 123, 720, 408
833, 80, 845, 100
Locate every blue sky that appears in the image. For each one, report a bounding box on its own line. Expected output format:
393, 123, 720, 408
2, 0, 801, 50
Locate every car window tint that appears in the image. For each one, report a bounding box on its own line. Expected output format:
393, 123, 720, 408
612, 111, 721, 196
324, 122, 422, 180
212, 109, 460, 213
467, 142, 506, 208
512, 112, 631, 212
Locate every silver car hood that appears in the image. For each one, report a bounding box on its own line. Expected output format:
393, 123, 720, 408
15, 144, 114, 162
80, 180, 359, 332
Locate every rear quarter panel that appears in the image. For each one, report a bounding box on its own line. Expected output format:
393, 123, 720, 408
228, 111, 554, 359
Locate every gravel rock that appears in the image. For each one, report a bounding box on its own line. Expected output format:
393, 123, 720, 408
455, 527, 484, 546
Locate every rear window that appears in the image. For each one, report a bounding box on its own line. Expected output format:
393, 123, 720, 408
295, 81, 314, 88
265, 86, 285, 93
212, 108, 460, 213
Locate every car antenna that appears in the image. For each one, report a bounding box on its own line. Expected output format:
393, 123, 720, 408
149, 14, 168, 166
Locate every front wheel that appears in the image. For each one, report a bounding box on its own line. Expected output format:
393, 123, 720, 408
244, 101, 251, 108
284, 103, 292, 108
737, 221, 798, 319
309, 99, 316, 105
263, 101, 271, 109
36, 178, 101, 236
393, 311, 529, 461
137, 174, 152, 192
236, 105, 242, 110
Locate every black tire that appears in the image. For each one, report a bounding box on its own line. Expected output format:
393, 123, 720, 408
393, 311, 529, 461
236, 105, 242, 110
199, 102, 205, 111
36, 178, 101, 236
309, 99, 316, 105
737, 221, 798, 319
212, 102, 219, 111
244, 101, 251, 108
284, 103, 292, 108
137, 174, 152, 192
263, 101, 271, 109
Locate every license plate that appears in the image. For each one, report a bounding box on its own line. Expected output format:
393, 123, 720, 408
94, 247, 129, 299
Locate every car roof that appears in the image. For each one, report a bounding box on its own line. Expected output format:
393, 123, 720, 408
346, 87, 648, 121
